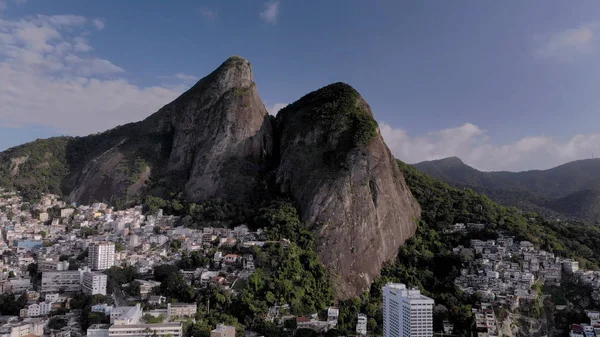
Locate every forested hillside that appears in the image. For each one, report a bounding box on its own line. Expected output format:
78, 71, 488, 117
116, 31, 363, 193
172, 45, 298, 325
413, 157, 600, 222
334, 161, 600, 336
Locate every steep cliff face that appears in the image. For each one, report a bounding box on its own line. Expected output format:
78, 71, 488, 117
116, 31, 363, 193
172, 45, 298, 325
149, 56, 273, 201
0, 59, 421, 299
0, 56, 273, 205
276, 83, 421, 299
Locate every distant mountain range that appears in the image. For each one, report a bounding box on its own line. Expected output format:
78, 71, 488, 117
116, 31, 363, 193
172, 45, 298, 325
413, 157, 600, 223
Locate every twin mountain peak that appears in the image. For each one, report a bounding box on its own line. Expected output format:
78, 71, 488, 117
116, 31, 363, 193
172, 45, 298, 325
0, 56, 421, 299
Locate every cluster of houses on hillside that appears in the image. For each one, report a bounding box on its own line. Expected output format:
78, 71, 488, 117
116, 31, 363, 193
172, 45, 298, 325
0, 189, 275, 337
454, 233, 584, 308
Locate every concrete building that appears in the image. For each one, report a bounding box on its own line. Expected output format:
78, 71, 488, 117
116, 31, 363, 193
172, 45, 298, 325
167, 303, 197, 318
0, 278, 31, 294
382, 283, 434, 337
39, 260, 70, 272
39, 213, 49, 222
60, 208, 74, 218
356, 314, 367, 335
87, 324, 111, 337
82, 271, 108, 295
89, 242, 115, 271
111, 304, 142, 325
7, 319, 45, 337
21, 301, 53, 317
210, 324, 235, 337
108, 323, 183, 337
129, 235, 140, 248
41, 269, 84, 293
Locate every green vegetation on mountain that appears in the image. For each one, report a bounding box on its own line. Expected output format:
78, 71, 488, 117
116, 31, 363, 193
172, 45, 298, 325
413, 157, 600, 222
546, 189, 600, 224
278, 82, 378, 149
333, 160, 600, 336
145, 200, 333, 336
0, 137, 70, 198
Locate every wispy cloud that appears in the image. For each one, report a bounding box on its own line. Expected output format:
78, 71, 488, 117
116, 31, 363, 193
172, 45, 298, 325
174, 73, 197, 82
381, 122, 600, 171
534, 22, 598, 61
200, 8, 217, 22
0, 13, 189, 135
260, 0, 280, 24
92, 18, 105, 31
266, 102, 288, 115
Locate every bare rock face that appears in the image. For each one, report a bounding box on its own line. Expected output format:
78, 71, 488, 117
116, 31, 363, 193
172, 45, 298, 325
152, 56, 273, 201
66, 56, 273, 204
276, 83, 421, 299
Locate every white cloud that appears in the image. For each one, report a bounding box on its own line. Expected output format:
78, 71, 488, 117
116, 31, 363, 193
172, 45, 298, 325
534, 22, 598, 60
266, 102, 287, 115
380, 122, 600, 171
91, 18, 104, 31
260, 1, 280, 24
73, 37, 92, 52
174, 73, 197, 82
0, 13, 188, 135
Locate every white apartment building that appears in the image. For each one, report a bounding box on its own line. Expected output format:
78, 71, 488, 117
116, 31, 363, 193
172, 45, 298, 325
382, 283, 434, 337
89, 242, 115, 271
41, 269, 83, 293
108, 323, 183, 337
82, 271, 108, 295
21, 301, 53, 317
356, 314, 367, 335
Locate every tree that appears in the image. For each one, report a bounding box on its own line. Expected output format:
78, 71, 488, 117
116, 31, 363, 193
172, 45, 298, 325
48, 317, 67, 330
115, 242, 125, 252
39, 230, 47, 239
170, 239, 182, 251
153, 264, 179, 282
8, 271, 15, 278
143, 314, 166, 324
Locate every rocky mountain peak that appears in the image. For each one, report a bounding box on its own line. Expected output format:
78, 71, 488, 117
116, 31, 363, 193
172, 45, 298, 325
0, 57, 421, 300
276, 83, 421, 299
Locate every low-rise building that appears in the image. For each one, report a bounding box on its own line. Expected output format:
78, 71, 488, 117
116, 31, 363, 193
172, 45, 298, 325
167, 303, 197, 318
210, 324, 235, 337
82, 271, 108, 295
108, 323, 183, 337
111, 304, 142, 325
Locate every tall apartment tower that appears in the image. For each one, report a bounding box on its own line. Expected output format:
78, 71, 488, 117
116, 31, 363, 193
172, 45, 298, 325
382, 283, 434, 337
88, 242, 115, 271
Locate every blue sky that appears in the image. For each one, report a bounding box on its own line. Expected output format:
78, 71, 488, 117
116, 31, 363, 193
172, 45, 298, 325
1, 0, 600, 171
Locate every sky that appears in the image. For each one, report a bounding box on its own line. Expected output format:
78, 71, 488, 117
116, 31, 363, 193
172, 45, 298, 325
1, 0, 600, 171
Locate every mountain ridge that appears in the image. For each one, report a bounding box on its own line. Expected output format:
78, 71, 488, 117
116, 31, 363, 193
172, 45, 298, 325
0, 56, 420, 299
413, 156, 600, 222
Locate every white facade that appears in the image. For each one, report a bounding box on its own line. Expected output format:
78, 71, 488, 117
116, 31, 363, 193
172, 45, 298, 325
108, 323, 182, 337
382, 283, 434, 337
356, 314, 367, 335
167, 303, 197, 317
23, 301, 53, 317
89, 242, 115, 271
39, 260, 70, 272
82, 272, 108, 295
41, 270, 82, 293
111, 304, 142, 325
